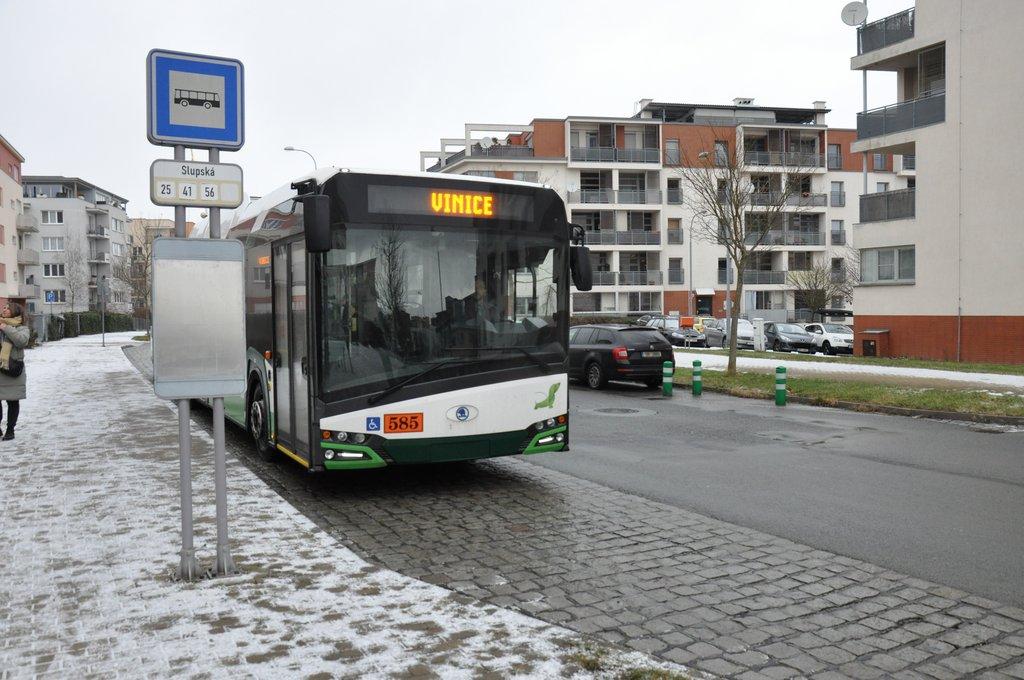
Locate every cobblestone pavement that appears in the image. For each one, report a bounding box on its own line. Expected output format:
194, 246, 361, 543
127, 344, 1024, 679
214, 425, 1024, 680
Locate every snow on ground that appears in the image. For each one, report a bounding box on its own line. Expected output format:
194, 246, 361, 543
1, 334, 692, 679
674, 348, 1024, 391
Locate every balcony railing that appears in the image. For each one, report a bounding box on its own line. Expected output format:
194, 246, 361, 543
857, 8, 915, 55
860, 187, 915, 223
743, 270, 786, 285
786, 193, 828, 207
857, 91, 945, 139
567, 189, 614, 204
668, 269, 685, 285
592, 271, 618, 286
717, 269, 735, 285
617, 231, 661, 245
470, 144, 533, 158
666, 228, 684, 244
830, 191, 846, 207
16, 214, 39, 232
831, 230, 847, 246
830, 270, 848, 283
743, 151, 825, 167
616, 189, 662, 204
88, 252, 110, 263
750, 192, 782, 206
902, 155, 916, 170
18, 284, 40, 299
584, 231, 616, 245
618, 271, 663, 285
784, 231, 824, 246
666, 188, 683, 204
570, 147, 660, 163
87, 227, 109, 238
17, 248, 40, 265
745, 230, 784, 246
827, 153, 843, 170
664, 150, 680, 165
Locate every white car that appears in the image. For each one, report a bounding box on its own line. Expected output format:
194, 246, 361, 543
802, 323, 854, 355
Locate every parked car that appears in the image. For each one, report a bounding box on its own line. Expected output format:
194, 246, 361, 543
764, 322, 816, 353
693, 316, 716, 333
703, 318, 755, 349
638, 316, 707, 348
803, 323, 854, 355
569, 324, 675, 389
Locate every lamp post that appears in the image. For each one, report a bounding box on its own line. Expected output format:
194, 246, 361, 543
283, 146, 317, 170
100, 275, 107, 348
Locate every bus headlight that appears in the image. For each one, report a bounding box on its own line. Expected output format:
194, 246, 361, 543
535, 421, 545, 430
555, 433, 564, 442
334, 432, 349, 442
545, 418, 556, 428
324, 450, 336, 460
351, 433, 367, 444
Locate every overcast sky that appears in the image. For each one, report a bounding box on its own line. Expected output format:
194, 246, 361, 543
2, 0, 908, 220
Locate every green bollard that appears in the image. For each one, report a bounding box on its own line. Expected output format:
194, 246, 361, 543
775, 366, 787, 406
692, 360, 702, 396
662, 361, 673, 397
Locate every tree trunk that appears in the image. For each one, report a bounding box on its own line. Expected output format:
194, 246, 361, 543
726, 276, 745, 376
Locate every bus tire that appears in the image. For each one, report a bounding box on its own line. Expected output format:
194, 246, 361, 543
204, 102, 212, 109
248, 381, 276, 462
180, 100, 189, 107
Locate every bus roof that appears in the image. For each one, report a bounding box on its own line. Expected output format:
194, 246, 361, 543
210, 167, 550, 238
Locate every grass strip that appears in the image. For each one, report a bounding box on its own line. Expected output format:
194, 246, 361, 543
674, 348, 1024, 377
674, 369, 1024, 418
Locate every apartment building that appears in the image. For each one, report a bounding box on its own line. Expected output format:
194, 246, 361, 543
851, 1, 1024, 362
421, 99, 904, 322
21, 176, 131, 315
0, 134, 28, 309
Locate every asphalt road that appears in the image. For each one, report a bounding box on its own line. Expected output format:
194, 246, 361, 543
531, 381, 1024, 607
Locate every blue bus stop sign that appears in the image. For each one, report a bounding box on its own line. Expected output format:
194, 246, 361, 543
147, 49, 244, 150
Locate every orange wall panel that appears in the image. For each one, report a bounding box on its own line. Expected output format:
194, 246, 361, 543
531, 120, 565, 158
854, 315, 1024, 364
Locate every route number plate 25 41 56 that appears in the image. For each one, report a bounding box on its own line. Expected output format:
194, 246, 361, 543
384, 413, 424, 433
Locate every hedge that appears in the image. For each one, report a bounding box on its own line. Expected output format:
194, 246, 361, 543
44, 312, 135, 341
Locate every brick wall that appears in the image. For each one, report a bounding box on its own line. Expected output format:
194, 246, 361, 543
662, 123, 735, 166
663, 290, 690, 315
854, 315, 1024, 364
828, 129, 891, 172
531, 120, 565, 158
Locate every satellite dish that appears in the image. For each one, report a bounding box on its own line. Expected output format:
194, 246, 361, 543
841, 1, 868, 26
479, 137, 494, 149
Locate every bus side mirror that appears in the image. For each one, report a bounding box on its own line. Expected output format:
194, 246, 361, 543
570, 245, 593, 291
303, 195, 332, 253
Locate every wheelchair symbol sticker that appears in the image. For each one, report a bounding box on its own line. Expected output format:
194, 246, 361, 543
366, 416, 381, 432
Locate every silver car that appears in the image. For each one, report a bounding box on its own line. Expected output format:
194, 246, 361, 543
704, 318, 755, 349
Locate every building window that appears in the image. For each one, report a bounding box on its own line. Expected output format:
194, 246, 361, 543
827, 144, 842, 169
0, 263, 5, 283
714, 140, 728, 166
512, 171, 538, 183
112, 242, 125, 257
44, 264, 66, 277
788, 252, 813, 271
861, 246, 915, 283
44, 289, 67, 303
831, 219, 843, 232
665, 139, 680, 165
41, 210, 64, 224
42, 236, 65, 251
463, 170, 495, 178
873, 153, 885, 170
876, 182, 889, 193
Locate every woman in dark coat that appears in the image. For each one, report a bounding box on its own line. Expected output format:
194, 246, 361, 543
0, 301, 29, 440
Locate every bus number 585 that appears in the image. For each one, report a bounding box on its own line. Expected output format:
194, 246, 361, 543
384, 413, 423, 433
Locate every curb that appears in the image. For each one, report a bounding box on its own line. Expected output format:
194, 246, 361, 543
673, 380, 1024, 426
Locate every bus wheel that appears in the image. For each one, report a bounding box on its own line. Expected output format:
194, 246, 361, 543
180, 100, 189, 107
204, 102, 212, 109
248, 383, 276, 462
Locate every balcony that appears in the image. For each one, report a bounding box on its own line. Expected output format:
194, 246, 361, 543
584, 231, 616, 246
87, 227, 109, 239
592, 271, 618, 286
743, 270, 786, 285
902, 155, 916, 170
616, 189, 662, 204
470, 144, 533, 158
744, 230, 823, 246
617, 231, 661, 245
666, 228, 685, 244
666, 188, 683, 205
618, 271, 663, 286
17, 248, 39, 265
857, 8, 915, 55
830, 191, 846, 207
88, 252, 111, 264
17, 284, 40, 299
857, 92, 945, 140
569, 147, 659, 163
717, 269, 735, 285
743, 151, 825, 168
567, 189, 614, 204
16, 214, 39, 232
831, 230, 847, 246
668, 269, 685, 285
860, 188, 915, 223
786, 193, 828, 207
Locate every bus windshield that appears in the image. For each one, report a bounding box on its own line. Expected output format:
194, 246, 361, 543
319, 223, 567, 399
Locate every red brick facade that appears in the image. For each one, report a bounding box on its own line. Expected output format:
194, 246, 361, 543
530, 120, 565, 158
854, 316, 1024, 364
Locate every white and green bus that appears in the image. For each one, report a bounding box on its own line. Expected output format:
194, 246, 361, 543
220, 169, 592, 472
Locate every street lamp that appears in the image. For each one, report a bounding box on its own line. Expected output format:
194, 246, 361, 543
283, 146, 318, 170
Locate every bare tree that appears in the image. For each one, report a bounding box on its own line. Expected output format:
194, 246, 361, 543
670, 128, 811, 375
61, 233, 89, 326
788, 247, 858, 316
113, 237, 154, 331
374, 223, 407, 350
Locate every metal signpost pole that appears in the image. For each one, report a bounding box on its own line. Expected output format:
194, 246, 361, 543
172, 143, 199, 580
100, 276, 106, 348
208, 147, 236, 576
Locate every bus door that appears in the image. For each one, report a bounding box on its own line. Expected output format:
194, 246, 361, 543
273, 240, 311, 463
